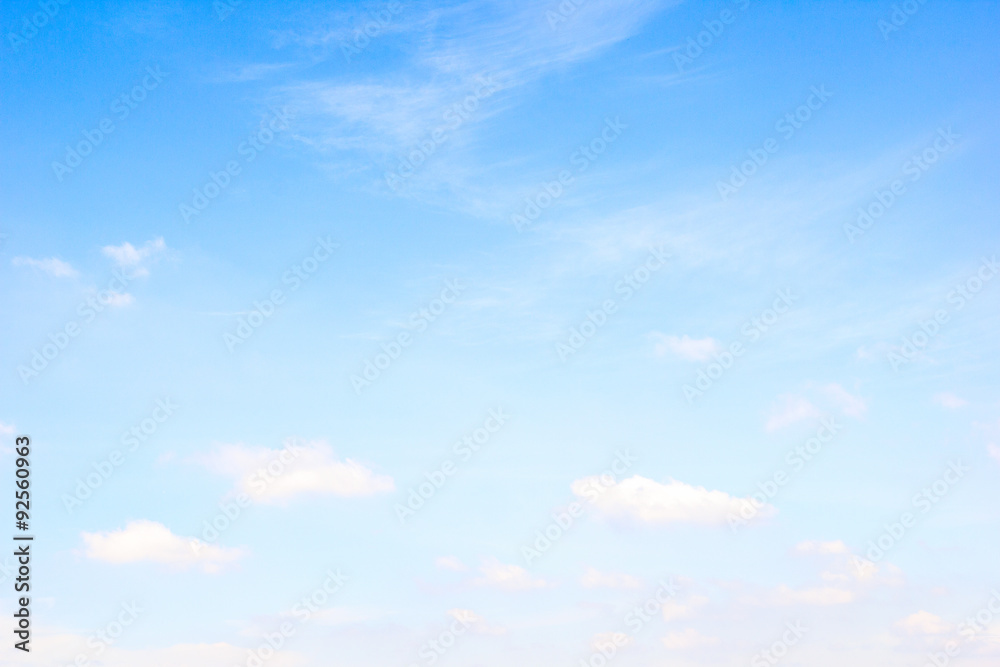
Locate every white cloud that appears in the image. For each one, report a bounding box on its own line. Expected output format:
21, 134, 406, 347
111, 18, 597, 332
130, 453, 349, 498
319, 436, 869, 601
651, 334, 720, 361
81, 520, 244, 573
768, 584, 854, 606
473, 558, 549, 591
822, 383, 868, 418
766, 385, 867, 432
933, 392, 967, 409
193, 439, 394, 503
101, 237, 166, 277
436, 555, 468, 571
280, 0, 679, 203
104, 291, 134, 307
795, 540, 849, 555
20, 635, 302, 667
12, 256, 78, 278
661, 628, 719, 650
573, 474, 775, 526
580, 567, 641, 589
896, 611, 952, 635
765, 394, 822, 431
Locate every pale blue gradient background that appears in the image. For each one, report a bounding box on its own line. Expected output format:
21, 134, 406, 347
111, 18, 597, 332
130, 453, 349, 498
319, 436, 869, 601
1, 1, 999, 665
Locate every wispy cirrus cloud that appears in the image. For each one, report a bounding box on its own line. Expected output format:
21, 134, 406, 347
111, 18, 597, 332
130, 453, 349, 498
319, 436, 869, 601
765, 394, 822, 432
765, 383, 868, 432
277, 0, 679, 189
821, 382, 868, 418
12, 256, 78, 278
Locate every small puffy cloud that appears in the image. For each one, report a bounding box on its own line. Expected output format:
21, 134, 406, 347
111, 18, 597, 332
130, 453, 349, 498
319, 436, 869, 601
652, 334, 720, 361
101, 237, 166, 277
573, 475, 775, 526
473, 558, 549, 591
580, 567, 641, 589
822, 383, 868, 418
896, 611, 952, 635
661, 628, 719, 650
12, 256, 78, 278
192, 439, 394, 504
933, 392, 967, 409
765, 394, 821, 432
436, 555, 468, 571
794, 540, 849, 555
81, 520, 244, 573
768, 585, 854, 606
104, 291, 134, 307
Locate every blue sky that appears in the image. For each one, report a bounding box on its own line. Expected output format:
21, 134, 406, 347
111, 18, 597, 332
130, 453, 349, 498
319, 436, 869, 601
2, 0, 1000, 665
